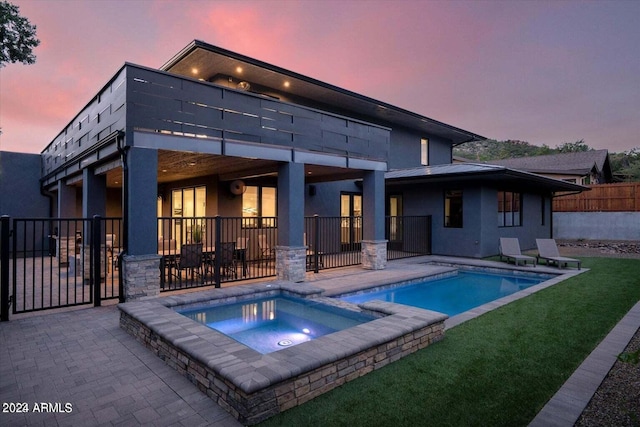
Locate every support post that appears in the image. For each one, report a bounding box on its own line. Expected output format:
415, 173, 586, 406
214, 216, 221, 288
1, 216, 10, 321
92, 216, 102, 307
313, 214, 319, 274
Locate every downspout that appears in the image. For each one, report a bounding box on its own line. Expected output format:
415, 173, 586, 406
40, 186, 56, 248
116, 131, 128, 303
550, 192, 554, 239
39, 187, 55, 218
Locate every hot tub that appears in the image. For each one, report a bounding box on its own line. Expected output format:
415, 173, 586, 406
119, 281, 447, 425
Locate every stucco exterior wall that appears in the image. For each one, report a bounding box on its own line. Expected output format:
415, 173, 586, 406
400, 184, 553, 258
481, 192, 552, 254
0, 151, 50, 217
386, 127, 453, 169
553, 212, 640, 241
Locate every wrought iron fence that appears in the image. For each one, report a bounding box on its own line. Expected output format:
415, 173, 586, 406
386, 215, 432, 260
157, 216, 278, 291
0, 214, 431, 320
1, 216, 122, 317
304, 216, 362, 272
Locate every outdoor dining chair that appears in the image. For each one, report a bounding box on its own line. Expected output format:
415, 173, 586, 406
174, 243, 204, 285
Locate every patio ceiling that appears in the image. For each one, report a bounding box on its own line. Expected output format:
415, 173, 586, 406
101, 150, 364, 188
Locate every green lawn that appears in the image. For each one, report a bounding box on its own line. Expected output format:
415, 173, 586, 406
259, 257, 640, 427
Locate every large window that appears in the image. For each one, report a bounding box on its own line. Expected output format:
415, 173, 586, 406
444, 190, 463, 228
421, 138, 429, 166
243, 185, 276, 227
498, 191, 522, 227
171, 186, 206, 244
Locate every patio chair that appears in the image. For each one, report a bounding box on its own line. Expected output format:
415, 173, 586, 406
499, 237, 536, 267
258, 234, 274, 266
218, 241, 238, 280
236, 237, 249, 277
174, 243, 204, 284
536, 238, 581, 269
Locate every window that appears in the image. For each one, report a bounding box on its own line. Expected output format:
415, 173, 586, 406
171, 186, 206, 243
243, 185, 277, 227
498, 191, 522, 227
421, 138, 429, 166
541, 196, 546, 226
388, 195, 403, 242
444, 190, 463, 228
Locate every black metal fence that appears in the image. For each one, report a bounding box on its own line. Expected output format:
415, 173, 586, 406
304, 216, 362, 272
1, 214, 431, 320
0, 216, 122, 318
157, 216, 278, 290
386, 215, 432, 260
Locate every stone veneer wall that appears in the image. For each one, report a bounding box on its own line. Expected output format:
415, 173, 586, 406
121, 254, 162, 301
119, 308, 445, 425
275, 246, 307, 282
361, 240, 388, 270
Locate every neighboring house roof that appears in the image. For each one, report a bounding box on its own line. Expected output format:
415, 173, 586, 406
386, 163, 588, 193
484, 150, 612, 182
160, 40, 486, 145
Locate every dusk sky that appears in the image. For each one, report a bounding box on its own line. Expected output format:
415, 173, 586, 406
1, 0, 639, 154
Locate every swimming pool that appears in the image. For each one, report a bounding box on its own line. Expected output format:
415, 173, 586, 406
179, 295, 374, 354
340, 270, 553, 316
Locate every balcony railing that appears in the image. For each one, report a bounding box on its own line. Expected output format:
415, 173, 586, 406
42, 65, 391, 181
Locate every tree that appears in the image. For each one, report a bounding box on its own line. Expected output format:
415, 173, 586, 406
0, 0, 40, 67
556, 139, 590, 153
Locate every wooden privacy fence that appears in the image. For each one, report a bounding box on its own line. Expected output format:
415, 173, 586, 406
554, 183, 640, 212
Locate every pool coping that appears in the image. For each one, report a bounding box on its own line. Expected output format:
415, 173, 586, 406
440, 263, 586, 329
118, 281, 448, 424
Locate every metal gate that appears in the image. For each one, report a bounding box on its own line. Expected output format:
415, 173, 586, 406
303, 215, 432, 273
0, 216, 122, 319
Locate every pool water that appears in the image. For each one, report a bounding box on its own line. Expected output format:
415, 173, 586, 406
341, 270, 551, 316
179, 296, 374, 354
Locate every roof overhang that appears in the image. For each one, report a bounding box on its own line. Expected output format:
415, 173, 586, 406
161, 40, 486, 145
385, 163, 589, 193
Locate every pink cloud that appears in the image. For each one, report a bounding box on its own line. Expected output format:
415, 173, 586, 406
1, 0, 638, 154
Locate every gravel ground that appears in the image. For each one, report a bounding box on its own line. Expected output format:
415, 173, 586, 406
575, 330, 640, 427
557, 240, 640, 426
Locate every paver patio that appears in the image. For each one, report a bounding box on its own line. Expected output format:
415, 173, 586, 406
1, 256, 637, 426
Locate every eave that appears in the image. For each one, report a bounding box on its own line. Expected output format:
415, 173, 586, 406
161, 40, 486, 145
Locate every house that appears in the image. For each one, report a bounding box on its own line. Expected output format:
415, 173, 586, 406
3, 40, 585, 301
484, 150, 613, 185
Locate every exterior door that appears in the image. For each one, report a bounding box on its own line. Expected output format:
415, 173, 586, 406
340, 193, 362, 251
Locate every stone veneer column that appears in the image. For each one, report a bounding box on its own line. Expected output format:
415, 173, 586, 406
361, 240, 387, 270
276, 161, 305, 282
122, 254, 162, 301
362, 169, 387, 270
275, 246, 306, 282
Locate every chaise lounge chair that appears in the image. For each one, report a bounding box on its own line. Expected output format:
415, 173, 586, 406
535, 238, 581, 269
499, 237, 536, 267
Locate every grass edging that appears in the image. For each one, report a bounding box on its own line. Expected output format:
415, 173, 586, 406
259, 257, 640, 426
